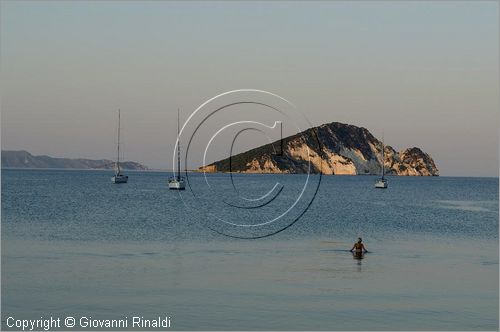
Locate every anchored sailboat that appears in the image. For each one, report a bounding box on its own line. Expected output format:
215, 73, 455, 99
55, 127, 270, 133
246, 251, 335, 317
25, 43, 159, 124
111, 109, 128, 184
168, 109, 185, 190
375, 135, 388, 189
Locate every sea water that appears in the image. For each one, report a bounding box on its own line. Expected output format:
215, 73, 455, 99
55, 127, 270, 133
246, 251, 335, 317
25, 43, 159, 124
1, 169, 498, 330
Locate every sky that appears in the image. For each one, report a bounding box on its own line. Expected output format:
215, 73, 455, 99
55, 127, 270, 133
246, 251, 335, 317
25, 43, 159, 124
1, 1, 498, 176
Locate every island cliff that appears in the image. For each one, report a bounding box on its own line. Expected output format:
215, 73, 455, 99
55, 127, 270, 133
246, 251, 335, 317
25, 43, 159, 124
198, 122, 438, 176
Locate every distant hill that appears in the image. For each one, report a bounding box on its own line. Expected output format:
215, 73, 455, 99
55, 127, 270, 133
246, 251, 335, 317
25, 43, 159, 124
199, 122, 439, 176
1, 150, 148, 170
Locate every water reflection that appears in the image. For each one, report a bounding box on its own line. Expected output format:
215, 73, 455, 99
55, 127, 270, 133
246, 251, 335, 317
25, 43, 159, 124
352, 251, 364, 271
352, 251, 365, 260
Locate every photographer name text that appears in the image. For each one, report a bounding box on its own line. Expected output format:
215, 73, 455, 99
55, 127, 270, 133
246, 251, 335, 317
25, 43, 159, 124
5, 315, 172, 331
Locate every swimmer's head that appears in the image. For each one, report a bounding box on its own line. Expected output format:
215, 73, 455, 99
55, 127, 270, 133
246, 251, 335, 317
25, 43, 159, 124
358, 237, 362, 243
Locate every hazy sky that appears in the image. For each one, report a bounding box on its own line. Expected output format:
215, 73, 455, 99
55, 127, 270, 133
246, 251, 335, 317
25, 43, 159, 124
1, 1, 498, 176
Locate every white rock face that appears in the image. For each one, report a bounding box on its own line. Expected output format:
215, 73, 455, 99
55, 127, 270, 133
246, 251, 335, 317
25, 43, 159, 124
287, 142, 327, 174
198, 122, 439, 176
245, 157, 283, 173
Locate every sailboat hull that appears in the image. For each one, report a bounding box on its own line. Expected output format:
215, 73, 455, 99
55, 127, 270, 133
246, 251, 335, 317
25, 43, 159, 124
168, 178, 185, 190
374, 178, 388, 189
112, 174, 128, 183
168, 180, 185, 190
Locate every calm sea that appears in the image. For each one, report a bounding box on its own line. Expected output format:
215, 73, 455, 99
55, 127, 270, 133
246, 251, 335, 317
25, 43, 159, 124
1, 169, 498, 330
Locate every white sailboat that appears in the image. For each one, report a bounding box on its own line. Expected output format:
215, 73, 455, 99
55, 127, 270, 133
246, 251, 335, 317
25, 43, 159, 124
375, 136, 388, 189
168, 109, 185, 190
111, 109, 128, 184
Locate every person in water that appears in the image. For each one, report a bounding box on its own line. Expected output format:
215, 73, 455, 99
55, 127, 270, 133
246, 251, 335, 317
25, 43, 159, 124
350, 237, 368, 253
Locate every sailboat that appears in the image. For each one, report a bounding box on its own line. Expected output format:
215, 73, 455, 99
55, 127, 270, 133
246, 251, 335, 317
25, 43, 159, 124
374, 136, 388, 189
111, 109, 128, 184
168, 109, 185, 190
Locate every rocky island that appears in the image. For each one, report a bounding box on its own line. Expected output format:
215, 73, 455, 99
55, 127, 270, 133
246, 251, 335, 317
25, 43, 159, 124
199, 122, 438, 176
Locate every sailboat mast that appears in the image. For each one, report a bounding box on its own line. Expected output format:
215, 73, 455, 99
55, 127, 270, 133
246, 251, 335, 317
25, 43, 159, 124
280, 121, 283, 155
177, 109, 181, 180
117, 109, 121, 174
381, 134, 385, 179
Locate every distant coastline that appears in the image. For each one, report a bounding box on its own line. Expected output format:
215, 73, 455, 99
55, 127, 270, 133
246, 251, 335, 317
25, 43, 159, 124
1, 150, 148, 170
